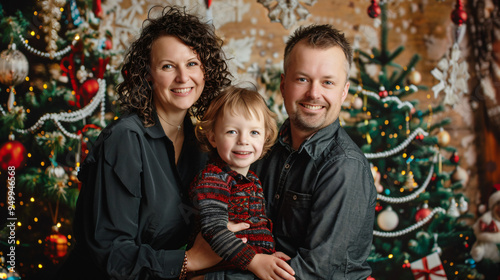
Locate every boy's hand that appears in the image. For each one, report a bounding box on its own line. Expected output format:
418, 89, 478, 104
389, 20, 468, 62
247, 254, 295, 280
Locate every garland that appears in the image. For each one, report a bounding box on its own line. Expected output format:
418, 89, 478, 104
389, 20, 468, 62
0, 79, 106, 139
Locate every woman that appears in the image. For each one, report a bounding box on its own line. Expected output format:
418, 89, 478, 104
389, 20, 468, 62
58, 6, 233, 279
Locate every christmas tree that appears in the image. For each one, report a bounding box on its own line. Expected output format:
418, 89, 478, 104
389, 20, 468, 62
0, 0, 119, 278
340, 1, 481, 279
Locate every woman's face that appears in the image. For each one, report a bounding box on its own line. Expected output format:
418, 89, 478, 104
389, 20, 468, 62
149, 35, 205, 114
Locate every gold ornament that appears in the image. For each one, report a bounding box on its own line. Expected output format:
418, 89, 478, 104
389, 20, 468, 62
408, 69, 422, 85
404, 172, 416, 190
39, 0, 66, 58
436, 129, 450, 147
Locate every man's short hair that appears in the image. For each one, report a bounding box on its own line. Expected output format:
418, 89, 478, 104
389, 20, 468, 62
283, 24, 352, 78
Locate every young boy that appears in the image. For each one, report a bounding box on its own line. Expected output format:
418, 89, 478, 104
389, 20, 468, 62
190, 86, 294, 279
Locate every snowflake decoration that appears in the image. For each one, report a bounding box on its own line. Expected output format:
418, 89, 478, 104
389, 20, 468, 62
258, 0, 317, 29
431, 43, 470, 106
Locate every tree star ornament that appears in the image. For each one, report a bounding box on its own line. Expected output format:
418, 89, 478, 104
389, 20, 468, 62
257, 0, 317, 29
431, 43, 470, 106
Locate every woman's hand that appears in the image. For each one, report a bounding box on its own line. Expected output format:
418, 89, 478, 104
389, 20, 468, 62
186, 233, 221, 272
247, 253, 295, 280
186, 221, 250, 271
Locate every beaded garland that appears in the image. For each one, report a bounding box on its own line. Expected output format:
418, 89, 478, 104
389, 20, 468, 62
18, 33, 78, 59
364, 128, 429, 159
0, 79, 106, 140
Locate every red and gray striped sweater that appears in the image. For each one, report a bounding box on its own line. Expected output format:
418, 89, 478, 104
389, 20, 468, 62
189, 158, 275, 270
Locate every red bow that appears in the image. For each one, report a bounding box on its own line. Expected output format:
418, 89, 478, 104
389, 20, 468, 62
480, 220, 499, 233
413, 257, 446, 280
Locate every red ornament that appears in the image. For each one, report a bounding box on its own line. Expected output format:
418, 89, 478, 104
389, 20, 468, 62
367, 276, 376, 280
415, 207, 432, 222
81, 78, 99, 106
431, 174, 437, 182
450, 153, 459, 164
451, 0, 467, 25
104, 39, 113, 50
0, 140, 27, 170
93, 0, 103, 18
378, 89, 388, 98
367, 0, 381, 18
416, 134, 425, 141
44, 226, 68, 262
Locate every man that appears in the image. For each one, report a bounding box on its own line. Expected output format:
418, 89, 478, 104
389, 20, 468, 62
253, 24, 377, 279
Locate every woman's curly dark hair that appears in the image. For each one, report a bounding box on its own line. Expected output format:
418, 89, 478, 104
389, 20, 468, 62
116, 5, 232, 127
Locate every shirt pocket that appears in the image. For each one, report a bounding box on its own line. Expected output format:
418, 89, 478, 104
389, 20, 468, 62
280, 190, 312, 240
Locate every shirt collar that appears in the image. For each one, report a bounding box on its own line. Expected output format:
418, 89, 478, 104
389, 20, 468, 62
278, 118, 341, 159
144, 112, 196, 141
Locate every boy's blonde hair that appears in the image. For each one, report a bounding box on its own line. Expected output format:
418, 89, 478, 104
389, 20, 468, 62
196, 86, 278, 158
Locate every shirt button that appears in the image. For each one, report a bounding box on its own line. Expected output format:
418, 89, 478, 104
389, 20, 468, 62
285, 164, 290, 169
275, 194, 280, 200
292, 195, 297, 200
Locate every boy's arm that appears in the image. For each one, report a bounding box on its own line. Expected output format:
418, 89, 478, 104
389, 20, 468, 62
190, 167, 257, 270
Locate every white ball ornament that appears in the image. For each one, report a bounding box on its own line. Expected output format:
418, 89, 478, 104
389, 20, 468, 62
352, 96, 363, 110
45, 164, 66, 179
377, 206, 399, 231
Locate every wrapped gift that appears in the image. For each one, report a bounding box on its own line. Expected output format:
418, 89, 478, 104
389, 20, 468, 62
410, 252, 447, 280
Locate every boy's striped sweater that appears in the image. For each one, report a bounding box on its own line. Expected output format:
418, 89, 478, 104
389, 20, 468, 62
189, 158, 275, 270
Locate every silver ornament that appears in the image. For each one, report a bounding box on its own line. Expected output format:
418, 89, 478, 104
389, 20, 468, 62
0, 44, 29, 87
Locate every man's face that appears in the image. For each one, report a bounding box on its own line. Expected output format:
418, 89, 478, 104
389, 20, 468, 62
280, 41, 349, 135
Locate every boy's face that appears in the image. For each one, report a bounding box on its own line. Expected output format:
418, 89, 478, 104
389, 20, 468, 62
208, 110, 266, 175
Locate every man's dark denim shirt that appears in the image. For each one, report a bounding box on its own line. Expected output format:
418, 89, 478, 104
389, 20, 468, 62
253, 118, 377, 280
